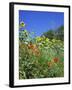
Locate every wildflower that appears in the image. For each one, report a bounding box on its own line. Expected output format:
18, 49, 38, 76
24, 42, 28, 45
20, 21, 25, 28
47, 61, 52, 67
36, 37, 42, 42
53, 57, 59, 63
28, 43, 40, 56
28, 43, 34, 49
45, 38, 49, 42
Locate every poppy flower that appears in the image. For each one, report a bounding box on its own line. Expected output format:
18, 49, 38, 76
53, 57, 59, 63
28, 43, 40, 56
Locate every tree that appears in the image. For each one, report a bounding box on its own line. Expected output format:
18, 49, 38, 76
42, 25, 64, 41
43, 30, 54, 40
55, 25, 64, 41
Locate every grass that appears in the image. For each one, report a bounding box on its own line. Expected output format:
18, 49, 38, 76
19, 38, 64, 79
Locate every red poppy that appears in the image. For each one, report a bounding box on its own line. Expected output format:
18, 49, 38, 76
53, 57, 59, 63
28, 44, 40, 56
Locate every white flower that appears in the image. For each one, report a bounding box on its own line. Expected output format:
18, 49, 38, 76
24, 42, 28, 44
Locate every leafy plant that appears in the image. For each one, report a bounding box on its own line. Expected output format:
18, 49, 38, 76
19, 21, 64, 79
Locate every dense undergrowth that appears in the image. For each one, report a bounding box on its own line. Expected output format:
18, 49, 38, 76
19, 22, 64, 79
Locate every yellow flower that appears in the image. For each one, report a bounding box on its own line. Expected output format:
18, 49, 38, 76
52, 39, 56, 42
20, 21, 25, 27
36, 37, 42, 42
45, 38, 49, 42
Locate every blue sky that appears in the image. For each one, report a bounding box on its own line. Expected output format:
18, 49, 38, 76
19, 10, 64, 36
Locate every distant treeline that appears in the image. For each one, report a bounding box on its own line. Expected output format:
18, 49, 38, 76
42, 25, 64, 41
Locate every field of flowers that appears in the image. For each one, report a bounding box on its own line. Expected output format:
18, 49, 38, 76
19, 22, 64, 79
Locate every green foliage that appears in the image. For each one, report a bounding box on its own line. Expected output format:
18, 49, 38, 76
43, 25, 64, 41
43, 30, 54, 40
19, 21, 64, 79
55, 26, 64, 41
